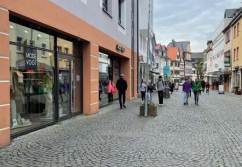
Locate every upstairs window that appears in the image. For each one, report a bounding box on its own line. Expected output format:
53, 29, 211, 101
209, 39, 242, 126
234, 25, 237, 38
177, 55, 180, 60
225, 30, 230, 43
234, 49, 236, 61
57, 46, 62, 53
237, 47, 239, 60
118, 0, 125, 28
64, 48, 69, 54
16, 36, 23, 52
102, 0, 112, 17
237, 23, 240, 36
103, 0, 108, 12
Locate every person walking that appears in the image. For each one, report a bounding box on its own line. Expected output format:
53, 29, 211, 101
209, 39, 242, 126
201, 79, 206, 92
205, 81, 210, 94
183, 78, 191, 105
192, 78, 202, 106
157, 76, 164, 106
116, 74, 128, 109
169, 80, 175, 94
107, 78, 117, 104
189, 78, 192, 97
139, 79, 146, 104
147, 81, 153, 103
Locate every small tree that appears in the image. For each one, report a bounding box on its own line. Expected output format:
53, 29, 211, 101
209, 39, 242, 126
194, 60, 204, 79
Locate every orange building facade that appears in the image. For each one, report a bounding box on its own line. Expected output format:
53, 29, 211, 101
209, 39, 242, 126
0, 0, 138, 148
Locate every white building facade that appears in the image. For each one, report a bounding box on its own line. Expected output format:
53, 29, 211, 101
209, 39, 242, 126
138, 0, 155, 82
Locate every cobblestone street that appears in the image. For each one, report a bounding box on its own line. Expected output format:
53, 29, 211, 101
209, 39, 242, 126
1, 90, 242, 167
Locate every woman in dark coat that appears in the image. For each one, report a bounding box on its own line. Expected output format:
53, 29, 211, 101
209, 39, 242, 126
169, 81, 175, 94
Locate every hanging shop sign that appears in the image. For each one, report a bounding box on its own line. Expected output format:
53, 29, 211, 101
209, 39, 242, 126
25, 48, 37, 70
116, 44, 125, 52
224, 55, 231, 67
163, 66, 170, 75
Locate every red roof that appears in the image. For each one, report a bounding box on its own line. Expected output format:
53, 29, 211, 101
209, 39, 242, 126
167, 47, 179, 61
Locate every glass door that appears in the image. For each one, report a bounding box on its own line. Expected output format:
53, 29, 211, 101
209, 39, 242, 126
71, 58, 82, 115
58, 55, 71, 119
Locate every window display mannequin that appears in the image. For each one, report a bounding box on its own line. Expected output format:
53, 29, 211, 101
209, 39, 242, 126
10, 70, 32, 129
41, 72, 53, 119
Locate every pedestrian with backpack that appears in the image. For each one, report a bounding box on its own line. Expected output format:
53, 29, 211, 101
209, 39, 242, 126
157, 76, 164, 106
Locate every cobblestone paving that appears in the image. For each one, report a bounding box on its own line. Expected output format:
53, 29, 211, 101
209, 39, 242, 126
1, 90, 242, 167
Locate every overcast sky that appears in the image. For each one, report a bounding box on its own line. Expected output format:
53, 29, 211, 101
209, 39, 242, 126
154, 0, 242, 52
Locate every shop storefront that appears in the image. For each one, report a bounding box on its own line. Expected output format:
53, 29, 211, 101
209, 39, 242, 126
233, 67, 241, 88
99, 52, 120, 107
9, 18, 83, 136
0, 0, 138, 148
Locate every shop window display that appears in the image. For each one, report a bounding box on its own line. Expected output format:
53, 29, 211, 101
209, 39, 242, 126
99, 52, 120, 107
9, 22, 55, 134
99, 52, 111, 106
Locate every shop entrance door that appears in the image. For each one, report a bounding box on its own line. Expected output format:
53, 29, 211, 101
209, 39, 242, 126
58, 55, 82, 120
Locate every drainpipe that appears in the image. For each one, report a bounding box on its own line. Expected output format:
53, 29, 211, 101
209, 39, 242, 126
137, 0, 140, 93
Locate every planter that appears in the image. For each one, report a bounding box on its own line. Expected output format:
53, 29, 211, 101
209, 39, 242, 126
140, 104, 157, 117
163, 87, 170, 99
234, 86, 240, 95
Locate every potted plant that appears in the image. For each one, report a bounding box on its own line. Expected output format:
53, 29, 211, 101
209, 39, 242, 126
140, 102, 157, 117
234, 86, 239, 95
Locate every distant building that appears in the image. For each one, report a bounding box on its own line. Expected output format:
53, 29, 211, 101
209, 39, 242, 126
203, 41, 213, 83
155, 44, 171, 81
139, 0, 155, 83
191, 52, 204, 81
230, 8, 242, 90
167, 47, 181, 83
167, 40, 192, 78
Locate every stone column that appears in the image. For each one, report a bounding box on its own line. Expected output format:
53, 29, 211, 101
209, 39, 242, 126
83, 42, 99, 115
0, 6, 10, 148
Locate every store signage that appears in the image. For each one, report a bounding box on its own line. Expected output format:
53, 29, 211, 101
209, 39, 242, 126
163, 66, 170, 75
25, 48, 37, 70
224, 55, 231, 67
116, 44, 125, 52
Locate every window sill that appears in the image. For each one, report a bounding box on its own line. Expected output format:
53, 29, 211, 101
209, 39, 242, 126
118, 23, 125, 29
102, 8, 112, 18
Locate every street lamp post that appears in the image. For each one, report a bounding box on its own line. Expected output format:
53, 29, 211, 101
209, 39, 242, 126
144, 0, 151, 117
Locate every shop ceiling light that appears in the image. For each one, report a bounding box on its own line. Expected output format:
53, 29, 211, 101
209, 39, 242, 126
10, 26, 14, 29
38, 34, 41, 37
24, 30, 28, 33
